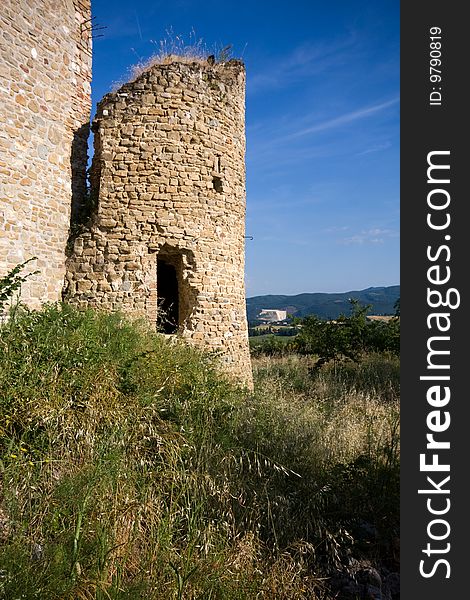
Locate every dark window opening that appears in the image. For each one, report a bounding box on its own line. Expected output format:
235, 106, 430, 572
157, 258, 179, 334
213, 175, 223, 192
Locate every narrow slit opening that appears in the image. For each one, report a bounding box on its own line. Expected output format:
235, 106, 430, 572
157, 257, 179, 334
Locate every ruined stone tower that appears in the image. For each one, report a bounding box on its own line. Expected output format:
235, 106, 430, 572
65, 60, 253, 386
0, 0, 92, 306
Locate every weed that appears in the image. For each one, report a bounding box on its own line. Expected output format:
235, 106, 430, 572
112, 28, 235, 91
0, 257, 39, 317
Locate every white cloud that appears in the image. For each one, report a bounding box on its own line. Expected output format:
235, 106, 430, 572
356, 141, 393, 156
340, 227, 398, 245
283, 98, 399, 141
247, 35, 358, 95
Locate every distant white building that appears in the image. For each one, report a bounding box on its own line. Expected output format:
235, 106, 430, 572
258, 309, 287, 323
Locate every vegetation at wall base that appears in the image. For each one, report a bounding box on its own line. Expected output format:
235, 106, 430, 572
0, 303, 399, 599
0, 258, 38, 316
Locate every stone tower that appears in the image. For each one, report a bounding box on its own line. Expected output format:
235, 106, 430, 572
65, 59, 253, 387
0, 0, 92, 307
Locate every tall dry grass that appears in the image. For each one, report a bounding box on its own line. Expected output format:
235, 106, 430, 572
0, 305, 398, 599
111, 29, 234, 91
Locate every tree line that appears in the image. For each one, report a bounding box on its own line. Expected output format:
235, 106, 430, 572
250, 299, 400, 364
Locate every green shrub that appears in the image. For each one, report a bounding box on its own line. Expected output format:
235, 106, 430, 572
249, 335, 296, 357
294, 300, 400, 368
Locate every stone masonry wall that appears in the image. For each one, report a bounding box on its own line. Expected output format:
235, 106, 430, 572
65, 60, 253, 387
0, 0, 92, 308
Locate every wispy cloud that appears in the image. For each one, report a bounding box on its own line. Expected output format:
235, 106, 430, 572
340, 227, 398, 245
246, 97, 398, 173
247, 35, 358, 94
356, 141, 393, 156
323, 225, 350, 234
283, 98, 399, 141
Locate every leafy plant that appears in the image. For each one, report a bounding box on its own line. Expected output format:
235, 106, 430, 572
0, 257, 38, 315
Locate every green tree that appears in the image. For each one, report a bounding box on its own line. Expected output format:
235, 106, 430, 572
294, 299, 400, 368
393, 297, 400, 317
293, 313, 352, 368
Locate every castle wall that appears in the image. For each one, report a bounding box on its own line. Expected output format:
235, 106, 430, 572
65, 60, 253, 386
0, 0, 92, 307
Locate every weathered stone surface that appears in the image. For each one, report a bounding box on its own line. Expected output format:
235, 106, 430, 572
0, 0, 92, 307
65, 60, 253, 387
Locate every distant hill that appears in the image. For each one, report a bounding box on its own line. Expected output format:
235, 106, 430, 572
246, 285, 400, 322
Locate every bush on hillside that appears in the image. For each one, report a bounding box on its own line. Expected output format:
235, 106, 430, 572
294, 300, 399, 368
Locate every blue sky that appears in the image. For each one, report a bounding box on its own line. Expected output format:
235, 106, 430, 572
90, 0, 399, 297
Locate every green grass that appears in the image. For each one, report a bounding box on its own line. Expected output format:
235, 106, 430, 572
0, 304, 399, 599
